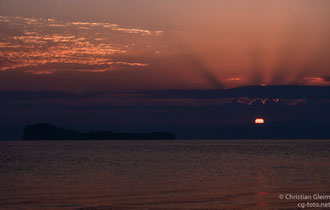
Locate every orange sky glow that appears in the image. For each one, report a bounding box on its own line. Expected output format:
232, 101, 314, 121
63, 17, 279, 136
0, 0, 330, 91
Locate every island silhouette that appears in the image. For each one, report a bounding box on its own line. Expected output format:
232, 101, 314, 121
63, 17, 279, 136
23, 124, 175, 140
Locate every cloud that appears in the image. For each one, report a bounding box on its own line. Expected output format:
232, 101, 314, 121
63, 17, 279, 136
302, 77, 330, 85
70, 21, 163, 36
9, 85, 330, 103
227, 77, 240, 81
0, 16, 162, 74
323, 76, 330, 82
0, 90, 106, 100
4, 62, 148, 74
0, 56, 14, 66
142, 85, 330, 100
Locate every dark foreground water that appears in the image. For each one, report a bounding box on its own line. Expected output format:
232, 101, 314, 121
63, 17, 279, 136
0, 140, 330, 209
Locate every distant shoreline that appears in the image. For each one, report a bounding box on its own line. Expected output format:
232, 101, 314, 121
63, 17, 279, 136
23, 123, 176, 141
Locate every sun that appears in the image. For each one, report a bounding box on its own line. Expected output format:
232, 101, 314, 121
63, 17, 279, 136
255, 118, 265, 124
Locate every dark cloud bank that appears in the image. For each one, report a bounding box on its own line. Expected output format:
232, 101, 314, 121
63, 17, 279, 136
1, 85, 330, 140
143, 85, 330, 100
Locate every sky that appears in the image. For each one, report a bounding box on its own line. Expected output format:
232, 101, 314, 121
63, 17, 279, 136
0, 0, 330, 139
1, 0, 330, 90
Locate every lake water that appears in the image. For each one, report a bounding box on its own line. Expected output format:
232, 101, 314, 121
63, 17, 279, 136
0, 140, 330, 209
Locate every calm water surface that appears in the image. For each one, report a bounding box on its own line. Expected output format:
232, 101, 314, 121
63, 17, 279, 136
0, 140, 330, 209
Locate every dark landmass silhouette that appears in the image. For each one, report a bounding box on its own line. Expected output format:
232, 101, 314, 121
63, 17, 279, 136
22, 122, 330, 140
23, 124, 175, 140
